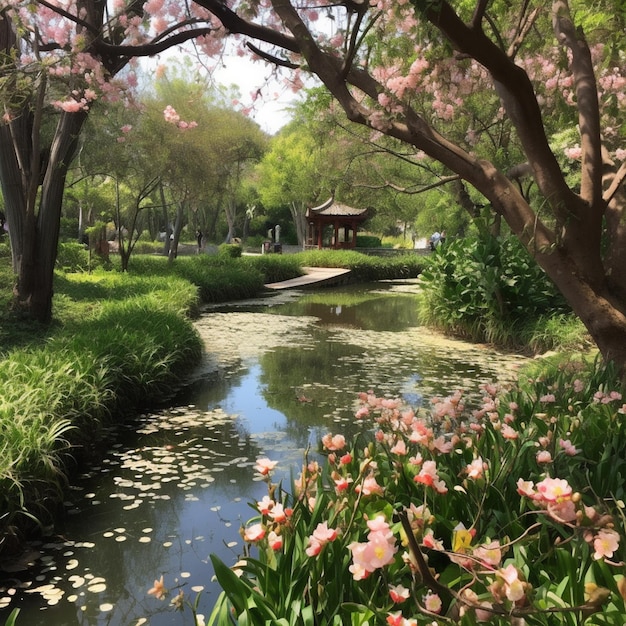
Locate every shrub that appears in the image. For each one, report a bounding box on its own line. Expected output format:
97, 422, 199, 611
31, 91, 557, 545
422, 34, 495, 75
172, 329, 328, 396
56, 242, 90, 272
418, 235, 570, 349
356, 235, 383, 248
218, 243, 243, 259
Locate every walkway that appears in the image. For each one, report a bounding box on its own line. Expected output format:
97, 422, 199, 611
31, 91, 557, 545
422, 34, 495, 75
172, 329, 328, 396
265, 267, 352, 290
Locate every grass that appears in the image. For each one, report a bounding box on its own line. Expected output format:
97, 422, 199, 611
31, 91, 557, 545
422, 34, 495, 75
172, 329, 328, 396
0, 262, 204, 551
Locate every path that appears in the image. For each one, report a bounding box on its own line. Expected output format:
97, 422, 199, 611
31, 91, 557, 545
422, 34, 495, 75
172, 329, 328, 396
264, 267, 352, 290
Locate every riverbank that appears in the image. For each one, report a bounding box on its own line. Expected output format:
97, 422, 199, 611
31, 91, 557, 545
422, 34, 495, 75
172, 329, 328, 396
0, 251, 426, 557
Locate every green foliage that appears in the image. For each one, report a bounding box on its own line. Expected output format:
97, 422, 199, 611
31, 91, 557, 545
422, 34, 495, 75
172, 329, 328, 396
242, 254, 303, 284
218, 243, 243, 259
58, 217, 79, 242
418, 236, 571, 350
56, 242, 89, 272
205, 357, 626, 625
128, 255, 265, 303
356, 235, 382, 248
0, 267, 203, 551
292, 249, 425, 281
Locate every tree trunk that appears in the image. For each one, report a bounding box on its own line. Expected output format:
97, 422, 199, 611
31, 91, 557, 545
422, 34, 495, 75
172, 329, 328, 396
0, 108, 88, 322
290, 201, 307, 248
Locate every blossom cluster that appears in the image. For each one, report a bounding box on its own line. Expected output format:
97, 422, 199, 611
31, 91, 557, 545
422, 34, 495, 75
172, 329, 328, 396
229, 376, 626, 625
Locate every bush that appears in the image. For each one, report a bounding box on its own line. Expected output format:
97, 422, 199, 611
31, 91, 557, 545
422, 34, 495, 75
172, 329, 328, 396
56, 242, 89, 272
356, 235, 383, 248
218, 243, 243, 258
418, 235, 571, 349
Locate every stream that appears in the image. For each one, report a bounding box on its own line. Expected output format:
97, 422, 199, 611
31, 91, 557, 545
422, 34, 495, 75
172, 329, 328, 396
0, 279, 527, 625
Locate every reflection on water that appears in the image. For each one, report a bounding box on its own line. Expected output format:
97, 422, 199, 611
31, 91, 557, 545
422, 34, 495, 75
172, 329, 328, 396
1, 281, 525, 625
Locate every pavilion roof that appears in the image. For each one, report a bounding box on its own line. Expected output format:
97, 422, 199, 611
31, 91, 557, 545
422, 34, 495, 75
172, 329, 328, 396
307, 197, 368, 218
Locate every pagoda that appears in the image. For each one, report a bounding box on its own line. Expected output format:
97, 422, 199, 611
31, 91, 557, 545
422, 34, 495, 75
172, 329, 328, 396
305, 198, 368, 250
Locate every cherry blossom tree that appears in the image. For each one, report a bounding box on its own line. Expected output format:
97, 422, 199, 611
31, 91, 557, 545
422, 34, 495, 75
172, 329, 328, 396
0, 0, 220, 321
189, 0, 626, 369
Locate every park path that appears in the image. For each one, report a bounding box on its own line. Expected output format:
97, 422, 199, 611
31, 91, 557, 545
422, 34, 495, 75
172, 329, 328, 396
264, 267, 352, 290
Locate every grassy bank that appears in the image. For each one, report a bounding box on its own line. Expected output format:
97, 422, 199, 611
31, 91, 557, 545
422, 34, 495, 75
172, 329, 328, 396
0, 270, 204, 553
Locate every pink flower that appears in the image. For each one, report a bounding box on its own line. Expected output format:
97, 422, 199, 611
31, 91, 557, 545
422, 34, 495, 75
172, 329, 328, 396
243, 523, 265, 543
431, 435, 453, 453
355, 407, 369, 419
386, 612, 404, 626
547, 499, 577, 522
349, 520, 397, 578
389, 583, 410, 603
422, 529, 443, 551
163, 104, 180, 124
473, 540, 502, 568
312, 521, 338, 544
268, 531, 283, 551
465, 458, 486, 480
390, 439, 407, 455
269, 503, 288, 523
254, 457, 278, 476
423, 591, 442, 613
305, 539, 322, 557
536, 450, 552, 464
536, 477, 572, 502
498, 564, 526, 602
593, 529, 620, 560
558, 438, 581, 456
340, 453, 352, 465
334, 476, 353, 492
357, 475, 384, 496
501, 424, 518, 440
516, 478, 535, 497
257, 495, 274, 515
414, 460, 448, 493
322, 433, 346, 451
539, 393, 556, 403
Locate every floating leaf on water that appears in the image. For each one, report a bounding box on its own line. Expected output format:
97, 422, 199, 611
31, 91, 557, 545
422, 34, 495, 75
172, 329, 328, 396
69, 575, 85, 588
66, 559, 79, 570
0, 597, 11, 609
115, 536, 127, 543
67, 594, 78, 602
87, 583, 107, 593
139, 537, 151, 543
227, 541, 238, 548
180, 572, 191, 579
99, 603, 114, 612
163, 542, 172, 548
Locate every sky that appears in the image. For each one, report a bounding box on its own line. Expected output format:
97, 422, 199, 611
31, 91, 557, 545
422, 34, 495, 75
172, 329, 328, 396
212, 55, 302, 134
142, 44, 308, 135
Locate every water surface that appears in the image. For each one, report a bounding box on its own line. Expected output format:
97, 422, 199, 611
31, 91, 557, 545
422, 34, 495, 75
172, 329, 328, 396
0, 281, 525, 625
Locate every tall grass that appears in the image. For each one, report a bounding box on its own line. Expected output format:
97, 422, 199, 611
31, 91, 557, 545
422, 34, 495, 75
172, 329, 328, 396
0, 267, 203, 552
417, 236, 581, 354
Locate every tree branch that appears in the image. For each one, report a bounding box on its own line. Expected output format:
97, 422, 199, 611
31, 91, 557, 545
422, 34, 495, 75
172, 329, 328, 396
553, 0, 603, 208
